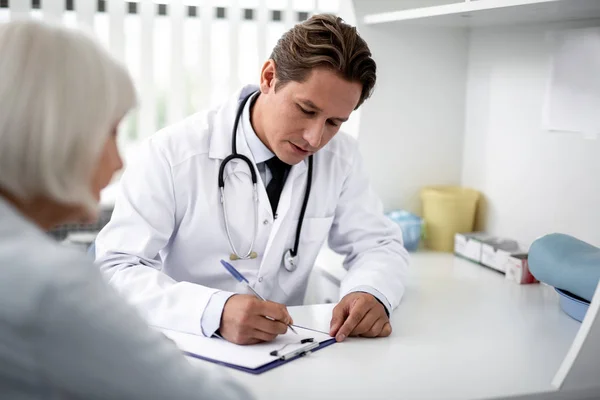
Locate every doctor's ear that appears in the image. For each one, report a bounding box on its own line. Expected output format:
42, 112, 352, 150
259, 60, 277, 93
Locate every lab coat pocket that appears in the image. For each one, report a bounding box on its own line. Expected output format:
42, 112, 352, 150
278, 216, 334, 298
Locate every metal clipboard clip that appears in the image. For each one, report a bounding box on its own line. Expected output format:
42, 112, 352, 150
276, 341, 320, 361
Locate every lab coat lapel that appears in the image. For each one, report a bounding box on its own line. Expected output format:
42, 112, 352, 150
233, 126, 272, 220
209, 86, 272, 254
220, 157, 257, 256
208, 85, 259, 161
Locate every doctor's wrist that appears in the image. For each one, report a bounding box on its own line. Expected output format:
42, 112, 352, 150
346, 286, 392, 318
370, 294, 390, 318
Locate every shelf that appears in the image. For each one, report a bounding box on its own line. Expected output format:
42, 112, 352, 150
363, 0, 600, 27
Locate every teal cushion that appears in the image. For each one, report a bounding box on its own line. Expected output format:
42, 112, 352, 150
529, 234, 600, 302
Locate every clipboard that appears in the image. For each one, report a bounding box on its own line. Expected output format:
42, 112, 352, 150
160, 325, 336, 375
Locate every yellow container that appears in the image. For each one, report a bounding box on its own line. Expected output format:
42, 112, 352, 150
420, 186, 480, 252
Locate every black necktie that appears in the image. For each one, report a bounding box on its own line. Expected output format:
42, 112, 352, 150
265, 157, 291, 216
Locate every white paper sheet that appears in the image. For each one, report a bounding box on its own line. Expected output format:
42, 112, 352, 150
544, 27, 600, 135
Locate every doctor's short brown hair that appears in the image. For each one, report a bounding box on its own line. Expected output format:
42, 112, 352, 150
270, 14, 376, 109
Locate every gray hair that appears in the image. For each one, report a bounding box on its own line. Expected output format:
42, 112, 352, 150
0, 20, 136, 213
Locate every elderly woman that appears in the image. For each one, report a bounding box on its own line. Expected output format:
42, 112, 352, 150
0, 21, 251, 400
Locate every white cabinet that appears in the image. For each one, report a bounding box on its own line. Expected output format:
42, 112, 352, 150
363, 0, 600, 27
353, 0, 600, 246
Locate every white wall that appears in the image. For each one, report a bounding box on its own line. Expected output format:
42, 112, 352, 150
352, 2, 468, 212
462, 19, 600, 248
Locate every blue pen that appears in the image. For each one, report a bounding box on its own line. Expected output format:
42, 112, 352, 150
220, 259, 297, 334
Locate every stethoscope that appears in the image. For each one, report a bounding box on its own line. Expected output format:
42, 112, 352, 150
218, 91, 313, 272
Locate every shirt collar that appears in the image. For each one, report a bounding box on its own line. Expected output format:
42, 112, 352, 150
241, 91, 274, 164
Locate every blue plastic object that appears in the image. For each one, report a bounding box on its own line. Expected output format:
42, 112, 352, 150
529, 233, 600, 302
386, 210, 424, 252
555, 288, 590, 322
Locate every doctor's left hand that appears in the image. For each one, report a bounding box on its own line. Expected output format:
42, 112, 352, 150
329, 292, 391, 342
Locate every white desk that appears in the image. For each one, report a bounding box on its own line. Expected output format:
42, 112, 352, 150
190, 253, 581, 400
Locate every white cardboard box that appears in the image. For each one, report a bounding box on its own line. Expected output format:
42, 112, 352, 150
454, 232, 494, 263
504, 254, 538, 284
480, 237, 522, 273
455, 233, 536, 284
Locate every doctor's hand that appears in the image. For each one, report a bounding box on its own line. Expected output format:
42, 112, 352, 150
219, 295, 294, 345
329, 292, 391, 342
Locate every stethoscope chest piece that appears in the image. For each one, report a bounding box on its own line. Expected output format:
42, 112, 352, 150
283, 249, 298, 272
230, 252, 257, 261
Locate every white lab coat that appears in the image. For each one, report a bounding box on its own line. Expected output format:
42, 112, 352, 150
95, 85, 409, 336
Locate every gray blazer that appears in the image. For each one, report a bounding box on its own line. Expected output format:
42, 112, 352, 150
0, 198, 251, 400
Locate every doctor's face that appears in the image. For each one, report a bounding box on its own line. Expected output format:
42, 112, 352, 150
256, 63, 362, 165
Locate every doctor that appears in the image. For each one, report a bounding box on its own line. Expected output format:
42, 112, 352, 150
95, 14, 408, 345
